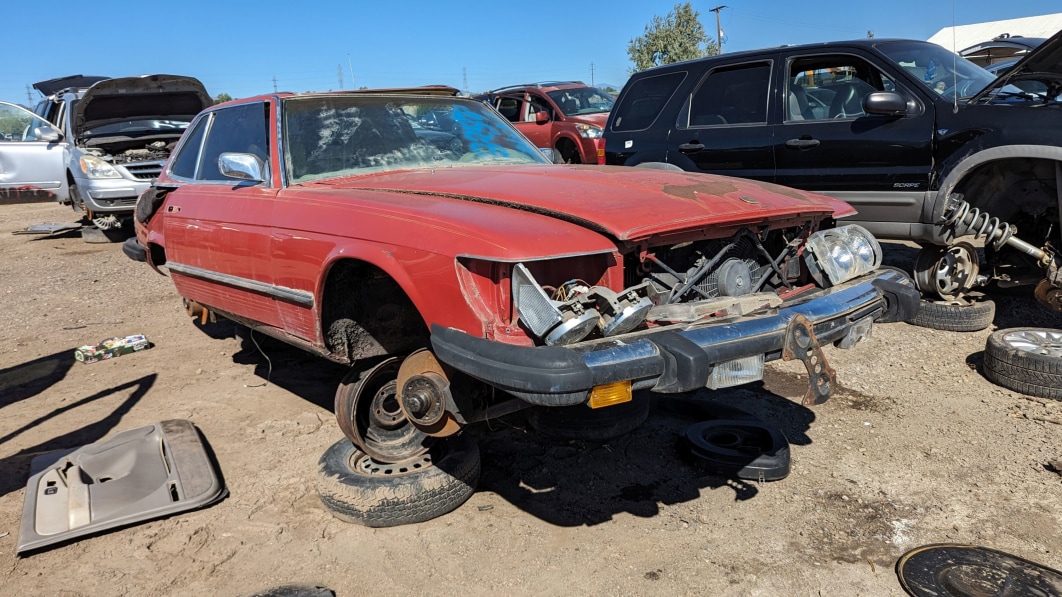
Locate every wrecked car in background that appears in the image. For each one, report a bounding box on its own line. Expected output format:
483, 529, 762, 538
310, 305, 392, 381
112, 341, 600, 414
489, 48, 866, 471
126, 86, 919, 526
28, 74, 211, 234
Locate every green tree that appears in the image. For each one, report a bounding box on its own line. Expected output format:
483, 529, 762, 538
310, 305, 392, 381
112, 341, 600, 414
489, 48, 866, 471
627, 2, 716, 73
214, 93, 233, 104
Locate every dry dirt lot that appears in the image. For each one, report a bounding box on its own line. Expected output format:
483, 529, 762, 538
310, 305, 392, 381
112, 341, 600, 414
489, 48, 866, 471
1, 201, 1060, 596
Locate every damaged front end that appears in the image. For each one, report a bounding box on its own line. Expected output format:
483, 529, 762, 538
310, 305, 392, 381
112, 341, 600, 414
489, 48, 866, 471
431, 223, 917, 409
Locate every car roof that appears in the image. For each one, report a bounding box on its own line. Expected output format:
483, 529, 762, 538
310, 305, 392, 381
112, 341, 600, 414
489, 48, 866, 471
630, 38, 936, 74
215, 85, 462, 107
483, 81, 591, 95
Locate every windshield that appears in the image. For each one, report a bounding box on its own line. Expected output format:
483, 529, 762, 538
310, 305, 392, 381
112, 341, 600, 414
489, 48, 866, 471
877, 40, 999, 100
283, 95, 548, 183
546, 87, 615, 116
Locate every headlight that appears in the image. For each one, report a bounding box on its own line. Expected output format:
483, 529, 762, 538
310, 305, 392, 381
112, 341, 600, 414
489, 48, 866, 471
512, 264, 600, 345
575, 123, 603, 139
79, 155, 122, 179
804, 224, 882, 286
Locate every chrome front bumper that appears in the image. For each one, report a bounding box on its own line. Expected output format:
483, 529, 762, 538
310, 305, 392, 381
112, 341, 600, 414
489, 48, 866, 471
430, 268, 919, 406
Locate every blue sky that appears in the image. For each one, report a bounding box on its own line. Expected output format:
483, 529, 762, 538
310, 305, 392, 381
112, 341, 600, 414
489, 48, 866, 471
2, 0, 1054, 106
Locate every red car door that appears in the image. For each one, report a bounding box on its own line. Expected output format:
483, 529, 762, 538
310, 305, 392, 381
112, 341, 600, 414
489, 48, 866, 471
162, 102, 283, 329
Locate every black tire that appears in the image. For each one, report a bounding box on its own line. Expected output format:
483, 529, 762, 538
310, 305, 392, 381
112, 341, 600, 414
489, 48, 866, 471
316, 433, 480, 527
983, 328, 1062, 400
527, 396, 650, 441
683, 419, 790, 481
908, 297, 995, 332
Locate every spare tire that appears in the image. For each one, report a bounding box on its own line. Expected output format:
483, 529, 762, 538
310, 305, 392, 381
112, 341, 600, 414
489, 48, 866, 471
983, 327, 1062, 400
909, 296, 995, 332
316, 433, 479, 527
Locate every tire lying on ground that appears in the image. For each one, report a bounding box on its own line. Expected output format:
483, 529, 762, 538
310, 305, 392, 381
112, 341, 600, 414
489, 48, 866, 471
316, 433, 480, 527
526, 396, 651, 441
683, 419, 791, 481
908, 296, 995, 332
983, 327, 1062, 400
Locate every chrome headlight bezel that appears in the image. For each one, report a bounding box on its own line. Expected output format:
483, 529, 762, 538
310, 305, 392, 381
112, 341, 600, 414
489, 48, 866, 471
804, 224, 883, 286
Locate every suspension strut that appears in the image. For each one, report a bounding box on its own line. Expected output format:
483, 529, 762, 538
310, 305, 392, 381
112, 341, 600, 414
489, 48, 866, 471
942, 193, 1054, 266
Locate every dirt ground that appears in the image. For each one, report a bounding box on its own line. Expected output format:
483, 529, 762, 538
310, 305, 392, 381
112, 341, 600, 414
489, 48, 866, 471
1, 201, 1060, 597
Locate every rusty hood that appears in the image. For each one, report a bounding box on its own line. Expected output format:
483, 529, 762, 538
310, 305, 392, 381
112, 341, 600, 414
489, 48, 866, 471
305, 165, 855, 242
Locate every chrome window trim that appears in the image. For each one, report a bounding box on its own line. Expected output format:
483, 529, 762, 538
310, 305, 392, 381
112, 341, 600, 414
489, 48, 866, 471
167, 262, 314, 308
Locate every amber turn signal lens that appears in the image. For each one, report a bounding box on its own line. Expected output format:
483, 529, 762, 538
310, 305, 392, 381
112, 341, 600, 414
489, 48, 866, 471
588, 381, 632, 409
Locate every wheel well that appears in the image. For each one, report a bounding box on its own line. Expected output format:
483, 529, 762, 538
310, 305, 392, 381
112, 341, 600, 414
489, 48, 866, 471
321, 259, 429, 363
555, 137, 580, 163
953, 157, 1059, 224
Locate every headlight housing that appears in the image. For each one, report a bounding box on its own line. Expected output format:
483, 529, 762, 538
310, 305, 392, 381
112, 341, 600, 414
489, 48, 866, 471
575, 123, 603, 139
79, 155, 122, 179
804, 224, 882, 286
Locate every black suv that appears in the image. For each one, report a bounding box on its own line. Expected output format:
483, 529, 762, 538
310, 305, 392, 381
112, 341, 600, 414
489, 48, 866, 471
605, 32, 1062, 309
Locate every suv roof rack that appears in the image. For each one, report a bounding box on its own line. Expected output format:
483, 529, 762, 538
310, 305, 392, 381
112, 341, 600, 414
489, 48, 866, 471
486, 81, 587, 94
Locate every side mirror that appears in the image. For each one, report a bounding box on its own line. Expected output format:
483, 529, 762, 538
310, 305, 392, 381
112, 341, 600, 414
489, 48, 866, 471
535, 110, 549, 124
219, 152, 266, 182
864, 92, 907, 116
33, 127, 62, 143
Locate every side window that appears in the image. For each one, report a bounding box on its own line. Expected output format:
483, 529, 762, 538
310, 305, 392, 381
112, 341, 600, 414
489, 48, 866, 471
526, 95, 550, 122
195, 102, 270, 181
786, 55, 896, 121
0, 103, 56, 142
611, 71, 687, 132
687, 62, 771, 127
169, 114, 210, 179
495, 97, 522, 122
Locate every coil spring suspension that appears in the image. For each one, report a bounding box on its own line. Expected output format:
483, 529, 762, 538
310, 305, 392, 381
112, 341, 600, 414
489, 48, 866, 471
943, 198, 1014, 250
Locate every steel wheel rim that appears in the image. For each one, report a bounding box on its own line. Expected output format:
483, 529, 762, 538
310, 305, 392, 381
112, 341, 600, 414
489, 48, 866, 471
350, 450, 435, 478
1001, 329, 1062, 358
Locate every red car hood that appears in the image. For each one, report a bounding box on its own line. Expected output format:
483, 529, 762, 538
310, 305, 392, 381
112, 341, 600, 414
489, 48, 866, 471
305, 165, 854, 242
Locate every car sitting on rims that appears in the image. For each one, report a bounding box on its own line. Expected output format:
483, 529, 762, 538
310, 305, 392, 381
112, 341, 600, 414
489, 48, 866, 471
474, 81, 613, 164
125, 86, 919, 527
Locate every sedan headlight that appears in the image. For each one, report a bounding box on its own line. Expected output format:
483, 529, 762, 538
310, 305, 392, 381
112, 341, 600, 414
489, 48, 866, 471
79, 155, 122, 179
575, 123, 603, 139
804, 224, 882, 286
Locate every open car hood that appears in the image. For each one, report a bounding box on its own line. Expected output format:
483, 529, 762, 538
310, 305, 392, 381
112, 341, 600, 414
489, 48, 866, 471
32, 75, 110, 97
73, 74, 212, 139
972, 29, 1062, 101
317, 166, 854, 243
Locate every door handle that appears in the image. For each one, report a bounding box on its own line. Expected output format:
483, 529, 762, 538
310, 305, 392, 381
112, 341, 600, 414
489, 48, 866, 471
678, 142, 705, 152
785, 138, 820, 149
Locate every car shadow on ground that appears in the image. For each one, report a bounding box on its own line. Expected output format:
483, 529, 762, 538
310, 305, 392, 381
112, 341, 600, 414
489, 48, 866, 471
473, 380, 815, 527
0, 349, 76, 412
0, 374, 156, 499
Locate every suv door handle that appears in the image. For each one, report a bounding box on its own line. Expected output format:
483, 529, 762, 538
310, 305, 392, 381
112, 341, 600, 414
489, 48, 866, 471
785, 138, 820, 149
678, 142, 705, 152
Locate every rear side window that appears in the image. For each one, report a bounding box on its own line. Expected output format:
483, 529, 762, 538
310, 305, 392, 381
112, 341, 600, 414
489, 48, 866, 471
611, 71, 686, 132
685, 62, 772, 127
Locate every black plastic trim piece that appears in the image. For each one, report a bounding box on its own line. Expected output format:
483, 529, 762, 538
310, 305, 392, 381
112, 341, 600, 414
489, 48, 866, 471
872, 277, 921, 323
650, 331, 713, 392
122, 237, 147, 262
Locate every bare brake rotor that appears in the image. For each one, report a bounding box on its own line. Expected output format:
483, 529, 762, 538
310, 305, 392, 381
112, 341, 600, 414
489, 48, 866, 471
396, 350, 461, 437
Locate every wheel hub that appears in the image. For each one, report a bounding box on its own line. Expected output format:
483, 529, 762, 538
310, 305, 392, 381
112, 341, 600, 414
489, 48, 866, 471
914, 242, 980, 299
1002, 329, 1062, 358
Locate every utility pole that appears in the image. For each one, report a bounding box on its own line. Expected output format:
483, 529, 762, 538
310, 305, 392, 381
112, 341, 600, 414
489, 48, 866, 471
590, 62, 595, 86
709, 5, 727, 54
26, 84, 33, 104
462, 67, 468, 96
337, 64, 344, 89
272, 76, 278, 93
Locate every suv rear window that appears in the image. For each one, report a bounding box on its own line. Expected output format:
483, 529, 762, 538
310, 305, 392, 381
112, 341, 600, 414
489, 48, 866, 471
611, 72, 686, 132
685, 62, 771, 127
